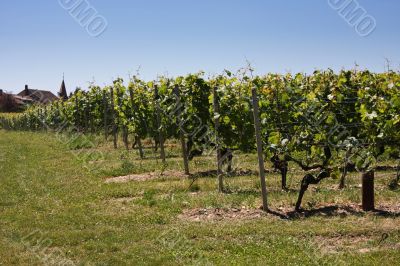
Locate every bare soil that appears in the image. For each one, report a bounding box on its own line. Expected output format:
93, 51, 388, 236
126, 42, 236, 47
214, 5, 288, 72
105, 170, 189, 183
179, 207, 268, 221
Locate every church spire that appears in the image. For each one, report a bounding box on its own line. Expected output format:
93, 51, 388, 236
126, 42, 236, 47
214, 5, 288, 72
59, 75, 68, 101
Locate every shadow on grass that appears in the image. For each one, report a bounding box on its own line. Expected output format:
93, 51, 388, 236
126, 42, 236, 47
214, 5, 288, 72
190, 169, 263, 179
131, 154, 181, 161
267, 205, 400, 220
221, 188, 298, 197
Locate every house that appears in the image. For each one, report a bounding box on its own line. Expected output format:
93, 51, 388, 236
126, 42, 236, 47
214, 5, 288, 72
18, 85, 59, 104
0, 89, 30, 112
1, 79, 68, 111
13, 95, 34, 106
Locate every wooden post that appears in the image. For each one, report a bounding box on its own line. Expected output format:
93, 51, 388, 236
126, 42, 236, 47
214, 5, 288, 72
128, 87, 144, 159
110, 87, 118, 149
213, 87, 224, 192
339, 149, 351, 189
53, 102, 58, 129
43, 106, 48, 131
396, 161, 400, 184
102, 91, 109, 141
362, 170, 375, 211
36, 109, 40, 131
122, 126, 129, 150
84, 103, 89, 133
89, 102, 95, 133
251, 87, 268, 211
174, 85, 190, 175
75, 96, 80, 131
154, 85, 166, 163
116, 89, 129, 150
59, 101, 65, 127
135, 136, 145, 159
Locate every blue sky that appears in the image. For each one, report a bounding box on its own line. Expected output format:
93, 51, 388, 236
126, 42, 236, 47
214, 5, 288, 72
1, 0, 399, 94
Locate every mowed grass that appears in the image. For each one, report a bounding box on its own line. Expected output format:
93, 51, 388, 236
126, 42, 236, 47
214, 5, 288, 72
0, 130, 399, 265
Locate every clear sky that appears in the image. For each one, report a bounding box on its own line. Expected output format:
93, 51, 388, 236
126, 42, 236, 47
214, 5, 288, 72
1, 0, 399, 94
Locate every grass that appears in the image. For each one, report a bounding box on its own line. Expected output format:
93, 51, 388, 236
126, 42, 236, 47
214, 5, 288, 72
0, 130, 399, 265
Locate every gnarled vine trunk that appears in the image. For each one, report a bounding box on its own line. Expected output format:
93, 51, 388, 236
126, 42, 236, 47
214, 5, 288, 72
295, 171, 330, 211
271, 155, 289, 190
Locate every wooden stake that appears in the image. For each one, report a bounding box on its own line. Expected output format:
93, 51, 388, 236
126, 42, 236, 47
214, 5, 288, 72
251, 87, 268, 211
75, 96, 80, 131
128, 87, 144, 159
102, 90, 108, 141
136, 136, 144, 159
339, 149, 351, 189
109, 87, 117, 149
116, 89, 129, 151
154, 85, 166, 163
213, 87, 224, 192
84, 104, 89, 133
362, 170, 375, 211
174, 85, 190, 175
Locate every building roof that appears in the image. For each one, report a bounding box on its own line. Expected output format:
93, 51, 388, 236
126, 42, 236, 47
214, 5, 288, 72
17, 88, 58, 104
59, 79, 68, 100
13, 95, 33, 105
